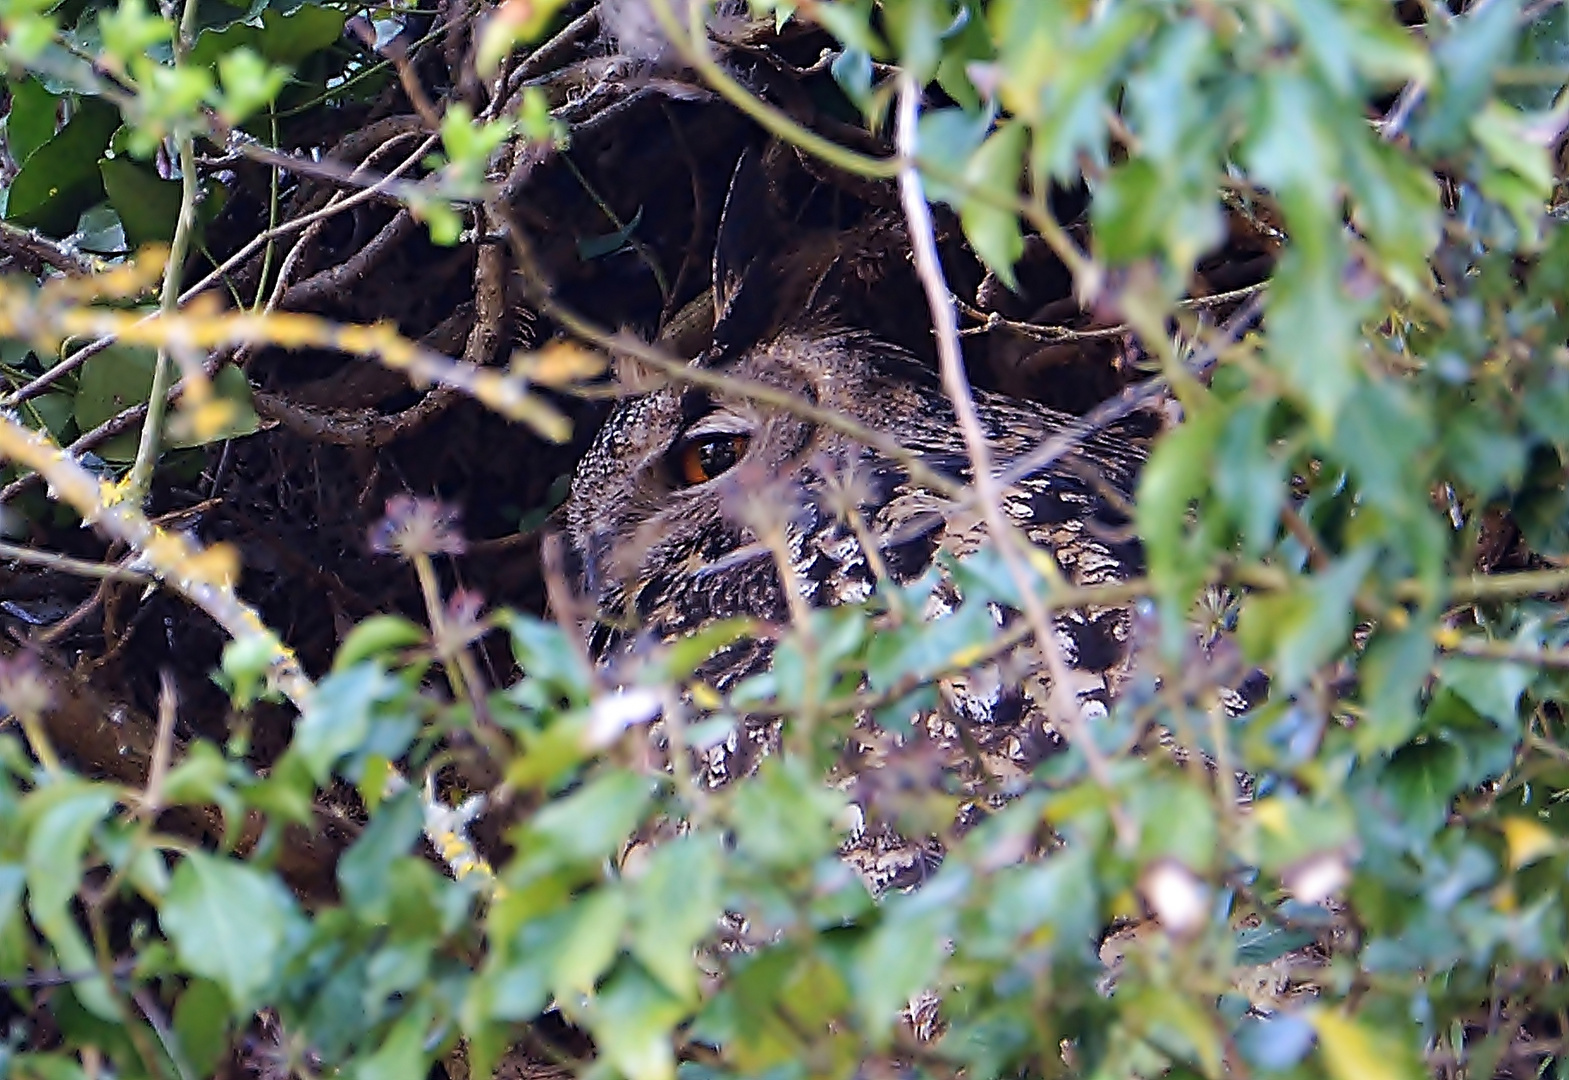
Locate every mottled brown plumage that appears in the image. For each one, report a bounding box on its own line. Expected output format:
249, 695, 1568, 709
563, 155, 1148, 892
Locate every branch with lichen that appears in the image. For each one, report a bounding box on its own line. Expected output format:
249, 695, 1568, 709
0, 410, 499, 893
0, 267, 585, 445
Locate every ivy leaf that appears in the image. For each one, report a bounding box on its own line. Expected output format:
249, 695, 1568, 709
4, 96, 120, 236
6, 77, 58, 165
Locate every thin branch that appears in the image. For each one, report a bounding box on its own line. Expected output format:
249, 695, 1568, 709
954, 281, 1268, 344
0, 132, 436, 412
126, 43, 204, 502
0, 412, 309, 705
895, 74, 1126, 812
0, 539, 148, 582
0, 220, 98, 276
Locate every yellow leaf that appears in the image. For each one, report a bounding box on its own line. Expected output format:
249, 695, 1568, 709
1311, 1009, 1422, 1080
1251, 797, 1290, 835
1501, 817, 1559, 869
688, 682, 721, 710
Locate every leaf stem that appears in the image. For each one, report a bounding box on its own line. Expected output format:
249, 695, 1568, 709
125, 0, 203, 502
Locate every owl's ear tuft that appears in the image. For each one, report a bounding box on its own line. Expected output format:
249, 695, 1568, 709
713, 150, 773, 319
710, 148, 786, 362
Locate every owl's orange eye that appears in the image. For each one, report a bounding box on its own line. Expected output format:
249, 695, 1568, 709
676, 433, 749, 486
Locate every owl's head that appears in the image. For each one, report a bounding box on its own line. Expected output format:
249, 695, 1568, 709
563, 153, 932, 656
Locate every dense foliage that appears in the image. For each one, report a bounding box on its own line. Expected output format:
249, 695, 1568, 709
0, 0, 1567, 1079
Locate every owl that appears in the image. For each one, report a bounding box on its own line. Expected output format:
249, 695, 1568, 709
563, 154, 1149, 892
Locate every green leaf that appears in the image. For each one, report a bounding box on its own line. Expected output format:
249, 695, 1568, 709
630, 836, 723, 1001
1212, 400, 1286, 556
527, 770, 654, 864
1235, 921, 1317, 966
99, 157, 183, 249
21, 390, 76, 442
1135, 403, 1222, 654
1439, 654, 1532, 729
957, 120, 1027, 290
21, 783, 121, 1020
353, 996, 436, 1080
508, 613, 587, 690
161, 851, 299, 1015
732, 756, 846, 871
220, 633, 279, 708
4, 96, 120, 237
1332, 378, 1435, 515
73, 344, 157, 462
294, 662, 398, 783
1091, 158, 1164, 264
73, 350, 254, 459
6, 77, 58, 165
578, 206, 645, 261
9, 1056, 91, 1080
337, 787, 425, 923
1413, 0, 1523, 153
1121, 982, 1225, 1077
1264, 238, 1364, 432
976, 846, 1098, 959
852, 893, 953, 1046
1252, 794, 1357, 876
1237, 1012, 1316, 1070
1343, 132, 1441, 296
189, 5, 346, 67
161, 740, 242, 824
553, 886, 629, 996
213, 48, 289, 124
24, 782, 116, 915
1381, 737, 1464, 841
97, 0, 171, 66
0, 864, 27, 978
334, 614, 427, 671
1129, 776, 1219, 871
1244, 69, 1341, 216
172, 979, 230, 1079
1356, 622, 1438, 754
585, 964, 687, 1080
916, 106, 991, 207
1238, 549, 1374, 694
885, 0, 946, 84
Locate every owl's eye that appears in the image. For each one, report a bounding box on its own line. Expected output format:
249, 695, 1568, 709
674, 433, 749, 486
